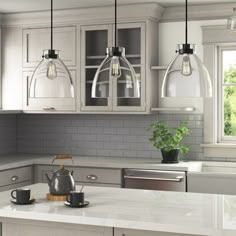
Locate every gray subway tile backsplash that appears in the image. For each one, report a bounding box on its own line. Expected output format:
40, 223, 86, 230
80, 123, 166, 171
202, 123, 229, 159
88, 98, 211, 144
0, 115, 16, 154
16, 113, 204, 160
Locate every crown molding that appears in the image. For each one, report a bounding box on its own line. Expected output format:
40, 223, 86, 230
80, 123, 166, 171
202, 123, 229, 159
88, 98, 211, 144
1, 3, 163, 28
161, 3, 236, 22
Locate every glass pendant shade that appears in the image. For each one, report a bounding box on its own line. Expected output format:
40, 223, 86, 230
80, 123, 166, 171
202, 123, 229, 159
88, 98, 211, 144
29, 50, 74, 98
92, 47, 140, 98
228, 8, 236, 31
161, 44, 212, 97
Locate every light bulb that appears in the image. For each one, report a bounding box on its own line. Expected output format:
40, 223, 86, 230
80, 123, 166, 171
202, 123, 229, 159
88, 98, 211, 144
47, 59, 57, 80
181, 54, 192, 76
111, 56, 121, 78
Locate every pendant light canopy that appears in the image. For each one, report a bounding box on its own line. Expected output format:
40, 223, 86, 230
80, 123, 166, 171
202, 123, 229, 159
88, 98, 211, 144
227, 8, 236, 31
161, 0, 212, 98
29, 0, 74, 99
91, 0, 140, 98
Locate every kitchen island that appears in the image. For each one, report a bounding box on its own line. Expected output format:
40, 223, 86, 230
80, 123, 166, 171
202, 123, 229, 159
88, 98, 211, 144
0, 183, 235, 236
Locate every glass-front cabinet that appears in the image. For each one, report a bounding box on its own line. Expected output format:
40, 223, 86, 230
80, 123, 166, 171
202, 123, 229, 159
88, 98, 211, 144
80, 22, 146, 112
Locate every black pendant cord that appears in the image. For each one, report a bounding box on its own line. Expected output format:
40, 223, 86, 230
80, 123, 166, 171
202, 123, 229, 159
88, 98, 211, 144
185, 0, 188, 45
115, 0, 117, 48
51, 0, 53, 51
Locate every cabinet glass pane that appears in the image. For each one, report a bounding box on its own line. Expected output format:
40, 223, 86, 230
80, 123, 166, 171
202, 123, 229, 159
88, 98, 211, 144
86, 30, 107, 66
117, 28, 142, 107
118, 28, 141, 65
86, 68, 108, 106
84, 29, 109, 107
117, 67, 141, 106
85, 30, 109, 106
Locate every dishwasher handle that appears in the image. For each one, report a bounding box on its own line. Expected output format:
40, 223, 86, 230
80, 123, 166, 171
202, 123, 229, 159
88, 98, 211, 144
123, 175, 184, 182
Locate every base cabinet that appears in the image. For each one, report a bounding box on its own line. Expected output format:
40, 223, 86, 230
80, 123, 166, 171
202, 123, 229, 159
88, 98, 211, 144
34, 165, 121, 187
114, 228, 206, 236
2, 220, 112, 236
187, 172, 236, 195
1, 222, 206, 236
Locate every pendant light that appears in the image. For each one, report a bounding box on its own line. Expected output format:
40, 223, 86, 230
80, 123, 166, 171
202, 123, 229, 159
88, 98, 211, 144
91, 0, 140, 98
29, 0, 74, 98
161, 0, 212, 98
227, 8, 236, 31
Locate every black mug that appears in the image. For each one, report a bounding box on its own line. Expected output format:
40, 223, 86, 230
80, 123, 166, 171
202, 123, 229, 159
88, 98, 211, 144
66, 191, 84, 206
11, 188, 31, 204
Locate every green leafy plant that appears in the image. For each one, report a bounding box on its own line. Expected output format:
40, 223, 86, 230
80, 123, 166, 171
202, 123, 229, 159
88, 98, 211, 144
147, 120, 189, 153
224, 67, 236, 136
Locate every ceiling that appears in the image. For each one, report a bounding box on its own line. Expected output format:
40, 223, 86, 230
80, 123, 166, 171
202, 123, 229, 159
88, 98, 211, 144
0, 0, 235, 14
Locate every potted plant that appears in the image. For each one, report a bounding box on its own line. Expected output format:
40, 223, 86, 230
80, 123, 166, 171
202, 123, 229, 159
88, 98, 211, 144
148, 120, 189, 163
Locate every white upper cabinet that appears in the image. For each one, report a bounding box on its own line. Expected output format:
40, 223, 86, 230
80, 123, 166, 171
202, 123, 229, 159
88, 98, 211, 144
80, 21, 157, 113
1, 3, 162, 112
23, 26, 76, 68
22, 26, 77, 111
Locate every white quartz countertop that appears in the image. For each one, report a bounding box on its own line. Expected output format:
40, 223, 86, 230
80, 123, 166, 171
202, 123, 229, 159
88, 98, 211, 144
0, 154, 202, 172
0, 183, 235, 236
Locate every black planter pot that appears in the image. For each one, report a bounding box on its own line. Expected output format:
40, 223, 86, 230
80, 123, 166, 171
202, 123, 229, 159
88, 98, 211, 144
161, 149, 179, 164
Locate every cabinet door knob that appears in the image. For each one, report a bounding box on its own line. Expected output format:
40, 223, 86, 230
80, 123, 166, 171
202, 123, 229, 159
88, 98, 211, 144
86, 175, 98, 181
11, 175, 19, 182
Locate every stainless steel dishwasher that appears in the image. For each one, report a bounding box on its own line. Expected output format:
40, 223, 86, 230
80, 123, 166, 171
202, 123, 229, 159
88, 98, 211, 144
123, 169, 186, 192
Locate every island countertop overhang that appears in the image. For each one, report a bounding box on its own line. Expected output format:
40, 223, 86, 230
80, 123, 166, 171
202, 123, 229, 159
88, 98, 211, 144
0, 183, 235, 236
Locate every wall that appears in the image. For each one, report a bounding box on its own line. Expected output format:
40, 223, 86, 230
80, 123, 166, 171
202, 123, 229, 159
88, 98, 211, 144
158, 19, 227, 65
0, 115, 16, 154
17, 114, 204, 160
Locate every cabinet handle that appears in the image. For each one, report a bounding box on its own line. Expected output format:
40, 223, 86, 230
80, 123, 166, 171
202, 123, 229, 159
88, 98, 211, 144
86, 175, 98, 181
11, 175, 19, 182
42, 107, 55, 111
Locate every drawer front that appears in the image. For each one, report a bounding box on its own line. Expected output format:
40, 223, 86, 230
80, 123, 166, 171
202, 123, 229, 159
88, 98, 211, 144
74, 167, 121, 185
0, 166, 32, 187
35, 165, 121, 185
0, 180, 33, 192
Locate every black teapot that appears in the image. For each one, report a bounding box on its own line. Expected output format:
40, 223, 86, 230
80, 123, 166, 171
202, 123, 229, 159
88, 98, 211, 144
46, 155, 76, 195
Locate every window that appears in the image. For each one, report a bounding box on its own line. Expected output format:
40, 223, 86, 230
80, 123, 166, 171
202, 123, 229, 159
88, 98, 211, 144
218, 46, 236, 142
201, 25, 236, 157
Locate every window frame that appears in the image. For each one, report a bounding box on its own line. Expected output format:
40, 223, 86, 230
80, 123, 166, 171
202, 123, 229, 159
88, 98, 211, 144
202, 25, 236, 158
218, 46, 236, 143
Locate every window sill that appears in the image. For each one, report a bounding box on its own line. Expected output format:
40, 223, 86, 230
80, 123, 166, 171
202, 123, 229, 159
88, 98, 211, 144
201, 143, 236, 158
